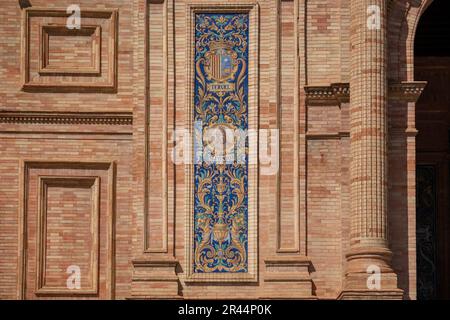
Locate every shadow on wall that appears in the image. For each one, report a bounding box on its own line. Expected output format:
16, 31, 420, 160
389, 0, 450, 300
387, 0, 436, 300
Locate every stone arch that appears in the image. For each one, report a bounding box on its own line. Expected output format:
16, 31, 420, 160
385, 0, 434, 300
388, 0, 434, 82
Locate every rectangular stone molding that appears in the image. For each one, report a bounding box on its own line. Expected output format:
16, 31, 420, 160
184, 1, 259, 282
36, 177, 100, 296
18, 161, 116, 299
277, 0, 300, 253
39, 25, 102, 75
145, 0, 169, 253
21, 8, 118, 92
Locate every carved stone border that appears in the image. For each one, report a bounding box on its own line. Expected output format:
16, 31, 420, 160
0, 112, 132, 125
184, 1, 259, 283
17, 160, 116, 299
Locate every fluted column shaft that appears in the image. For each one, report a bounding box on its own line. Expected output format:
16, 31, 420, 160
340, 0, 403, 297
350, 0, 388, 250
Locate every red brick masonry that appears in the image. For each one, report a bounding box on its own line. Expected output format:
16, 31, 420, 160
0, 0, 432, 300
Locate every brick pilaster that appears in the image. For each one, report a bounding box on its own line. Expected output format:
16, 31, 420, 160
130, 0, 180, 299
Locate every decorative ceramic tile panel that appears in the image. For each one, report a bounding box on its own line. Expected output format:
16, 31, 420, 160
193, 13, 249, 273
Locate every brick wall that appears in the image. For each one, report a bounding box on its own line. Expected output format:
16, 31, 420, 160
0, 0, 431, 299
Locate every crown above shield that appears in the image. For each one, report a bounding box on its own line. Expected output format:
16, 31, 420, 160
209, 39, 234, 51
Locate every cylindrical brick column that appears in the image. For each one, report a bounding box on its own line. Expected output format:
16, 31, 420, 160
350, 0, 388, 248
343, 0, 401, 297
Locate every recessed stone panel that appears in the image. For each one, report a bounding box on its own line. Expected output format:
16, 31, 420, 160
39, 25, 101, 75
22, 8, 118, 92
19, 161, 115, 299
36, 177, 100, 295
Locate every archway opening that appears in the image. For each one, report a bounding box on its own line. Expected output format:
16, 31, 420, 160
415, 0, 450, 300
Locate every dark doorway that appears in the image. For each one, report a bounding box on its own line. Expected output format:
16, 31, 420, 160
415, 0, 450, 300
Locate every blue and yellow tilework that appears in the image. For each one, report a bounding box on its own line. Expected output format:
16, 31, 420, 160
193, 13, 249, 273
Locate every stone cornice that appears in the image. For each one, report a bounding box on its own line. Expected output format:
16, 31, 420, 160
305, 83, 350, 105
305, 81, 427, 105
0, 111, 133, 125
389, 81, 428, 102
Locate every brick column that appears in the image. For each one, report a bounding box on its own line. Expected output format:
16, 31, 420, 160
340, 0, 403, 299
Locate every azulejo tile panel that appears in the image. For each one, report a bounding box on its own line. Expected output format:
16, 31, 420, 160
193, 13, 249, 273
